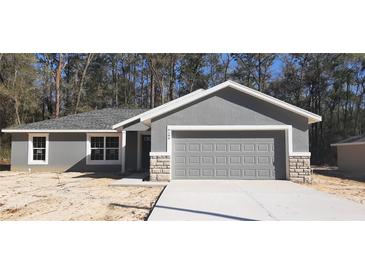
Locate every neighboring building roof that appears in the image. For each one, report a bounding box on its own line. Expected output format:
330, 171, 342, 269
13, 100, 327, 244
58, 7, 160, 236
2, 108, 148, 133
112, 80, 322, 129
331, 134, 365, 146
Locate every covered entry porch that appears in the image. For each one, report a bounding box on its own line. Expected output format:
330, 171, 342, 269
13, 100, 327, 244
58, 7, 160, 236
123, 130, 151, 174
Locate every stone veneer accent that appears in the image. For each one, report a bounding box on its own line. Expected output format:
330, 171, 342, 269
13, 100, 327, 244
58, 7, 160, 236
150, 155, 171, 181
150, 154, 311, 183
289, 155, 311, 184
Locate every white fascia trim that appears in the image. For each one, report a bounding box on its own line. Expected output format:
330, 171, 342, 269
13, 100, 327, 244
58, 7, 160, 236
2, 129, 118, 133
139, 87, 217, 123
86, 132, 122, 165
331, 142, 365, 147
111, 89, 205, 129
112, 116, 141, 130
139, 88, 206, 123
121, 131, 126, 173
139, 80, 322, 124
228, 81, 322, 124
28, 133, 49, 165
290, 152, 311, 157
167, 125, 290, 131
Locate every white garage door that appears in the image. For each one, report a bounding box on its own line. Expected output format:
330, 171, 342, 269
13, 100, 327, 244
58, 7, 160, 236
172, 131, 286, 180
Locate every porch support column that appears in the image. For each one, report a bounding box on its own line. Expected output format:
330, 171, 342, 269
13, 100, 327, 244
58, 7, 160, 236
137, 132, 141, 171
121, 130, 126, 174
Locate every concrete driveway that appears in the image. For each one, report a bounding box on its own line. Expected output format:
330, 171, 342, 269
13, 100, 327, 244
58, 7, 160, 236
148, 180, 365, 220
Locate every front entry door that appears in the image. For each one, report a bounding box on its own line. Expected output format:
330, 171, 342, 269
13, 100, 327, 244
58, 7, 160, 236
141, 135, 151, 170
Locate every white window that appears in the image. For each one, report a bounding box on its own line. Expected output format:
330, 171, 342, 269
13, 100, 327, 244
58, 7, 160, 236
86, 133, 121, 165
28, 133, 49, 165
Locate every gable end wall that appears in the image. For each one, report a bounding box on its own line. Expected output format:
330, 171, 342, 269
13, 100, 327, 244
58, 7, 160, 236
150, 87, 309, 153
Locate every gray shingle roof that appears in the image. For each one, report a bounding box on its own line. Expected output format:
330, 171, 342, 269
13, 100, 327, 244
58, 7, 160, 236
7, 108, 148, 130
335, 134, 365, 144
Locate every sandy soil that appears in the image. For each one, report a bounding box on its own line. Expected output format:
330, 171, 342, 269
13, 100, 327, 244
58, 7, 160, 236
310, 168, 365, 204
0, 172, 163, 221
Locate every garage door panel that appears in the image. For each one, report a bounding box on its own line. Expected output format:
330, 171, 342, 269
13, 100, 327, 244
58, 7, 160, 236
271, 143, 275, 152
188, 143, 201, 152
256, 169, 271, 178
229, 144, 241, 152
257, 143, 270, 152
216, 144, 227, 152
243, 144, 255, 152
175, 144, 186, 152
202, 156, 214, 165
229, 156, 241, 165
175, 169, 186, 177
202, 168, 214, 176
243, 156, 255, 164
215, 169, 228, 176
270, 170, 276, 178
189, 169, 200, 176
175, 156, 186, 164
202, 144, 213, 152
243, 169, 256, 177
257, 156, 271, 164
215, 156, 227, 164
188, 156, 200, 164
172, 131, 286, 180
230, 169, 241, 177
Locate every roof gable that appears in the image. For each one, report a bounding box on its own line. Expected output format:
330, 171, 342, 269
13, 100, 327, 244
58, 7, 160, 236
111, 89, 205, 129
113, 80, 321, 128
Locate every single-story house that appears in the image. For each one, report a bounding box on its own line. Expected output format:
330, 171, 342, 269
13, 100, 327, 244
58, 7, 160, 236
2, 80, 322, 183
331, 135, 365, 173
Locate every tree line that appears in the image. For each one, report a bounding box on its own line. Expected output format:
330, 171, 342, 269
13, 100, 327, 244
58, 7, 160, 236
0, 53, 364, 164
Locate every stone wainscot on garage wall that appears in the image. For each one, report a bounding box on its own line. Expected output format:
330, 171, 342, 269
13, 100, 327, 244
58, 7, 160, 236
150, 155, 170, 181
150, 154, 312, 183
289, 155, 311, 183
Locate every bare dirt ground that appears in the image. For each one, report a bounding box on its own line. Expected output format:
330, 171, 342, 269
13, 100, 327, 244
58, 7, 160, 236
310, 167, 365, 204
0, 172, 163, 221
0, 160, 10, 171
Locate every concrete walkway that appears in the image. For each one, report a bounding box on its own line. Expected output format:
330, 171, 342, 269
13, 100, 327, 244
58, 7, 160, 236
148, 180, 365, 221
110, 172, 168, 187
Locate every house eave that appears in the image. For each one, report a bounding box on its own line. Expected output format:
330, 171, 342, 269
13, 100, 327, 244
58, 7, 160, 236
331, 142, 365, 147
112, 116, 142, 130
1, 129, 119, 133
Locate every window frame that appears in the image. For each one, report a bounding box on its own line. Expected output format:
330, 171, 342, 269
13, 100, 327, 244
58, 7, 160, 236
28, 133, 49, 165
86, 133, 122, 165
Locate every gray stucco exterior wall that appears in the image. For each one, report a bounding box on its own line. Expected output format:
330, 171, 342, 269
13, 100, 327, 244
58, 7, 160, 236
337, 145, 365, 172
11, 133, 28, 169
124, 121, 150, 131
151, 87, 309, 152
10, 133, 121, 172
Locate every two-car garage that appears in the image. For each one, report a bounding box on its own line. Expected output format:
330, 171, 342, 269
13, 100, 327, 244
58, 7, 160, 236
143, 81, 321, 183
171, 130, 286, 180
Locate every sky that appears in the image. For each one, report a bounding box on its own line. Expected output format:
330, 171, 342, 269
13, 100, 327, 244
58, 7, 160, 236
271, 57, 284, 78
